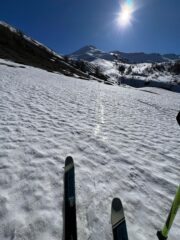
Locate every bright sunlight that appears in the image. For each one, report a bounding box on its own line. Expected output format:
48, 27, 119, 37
117, 0, 134, 28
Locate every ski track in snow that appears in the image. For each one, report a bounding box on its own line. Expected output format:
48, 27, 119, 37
0, 59, 180, 240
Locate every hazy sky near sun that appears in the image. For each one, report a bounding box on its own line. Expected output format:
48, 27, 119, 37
0, 0, 180, 54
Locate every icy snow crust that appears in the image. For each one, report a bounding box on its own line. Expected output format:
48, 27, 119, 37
0, 59, 180, 240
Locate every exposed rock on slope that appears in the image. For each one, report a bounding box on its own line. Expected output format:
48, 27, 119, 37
0, 22, 88, 78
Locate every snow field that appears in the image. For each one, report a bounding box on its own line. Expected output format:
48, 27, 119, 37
0, 59, 180, 240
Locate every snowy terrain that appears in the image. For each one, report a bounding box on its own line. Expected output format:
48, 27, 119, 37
0, 58, 180, 240
90, 59, 180, 88
68, 46, 180, 90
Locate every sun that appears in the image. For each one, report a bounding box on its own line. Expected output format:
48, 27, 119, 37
120, 6, 132, 24
117, 2, 134, 27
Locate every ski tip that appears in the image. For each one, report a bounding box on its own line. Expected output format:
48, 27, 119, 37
65, 156, 74, 172
176, 111, 180, 126
112, 198, 123, 212
111, 198, 125, 227
65, 156, 73, 166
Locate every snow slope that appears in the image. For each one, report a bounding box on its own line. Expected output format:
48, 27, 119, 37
89, 59, 180, 90
0, 58, 180, 240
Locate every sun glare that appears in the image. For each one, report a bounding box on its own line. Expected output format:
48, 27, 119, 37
117, 1, 134, 28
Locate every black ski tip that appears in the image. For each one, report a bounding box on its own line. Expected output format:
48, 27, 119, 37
65, 156, 73, 166
176, 111, 180, 126
112, 198, 123, 212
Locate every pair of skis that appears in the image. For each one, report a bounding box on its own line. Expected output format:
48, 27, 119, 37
64, 112, 180, 240
64, 156, 129, 240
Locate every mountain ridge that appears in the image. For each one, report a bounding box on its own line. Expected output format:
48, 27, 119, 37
0, 21, 88, 79
68, 45, 180, 64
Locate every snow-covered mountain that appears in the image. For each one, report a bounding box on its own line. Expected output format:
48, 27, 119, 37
68, 46, 180, 92
69, 45, 180, 64
111, 51, 180, 64
111, 51, 173, 64
0, 21, 88, 79
69, 45, 116, 62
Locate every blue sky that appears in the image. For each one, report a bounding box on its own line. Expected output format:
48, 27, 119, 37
0, 0, 180, 55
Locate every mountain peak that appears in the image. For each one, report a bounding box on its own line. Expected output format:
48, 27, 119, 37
68, 45, 115, 62
84, 45, 97, 49
75, 45, 98, 53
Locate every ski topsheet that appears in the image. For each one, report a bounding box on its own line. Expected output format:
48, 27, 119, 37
111, 198, 129, 240
64, 156, 77, 240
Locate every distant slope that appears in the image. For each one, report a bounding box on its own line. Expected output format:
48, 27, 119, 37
0, 21, 88, 78
111, 51, 165, 63
69, 45, 180, 64
111, 51, 180, 64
